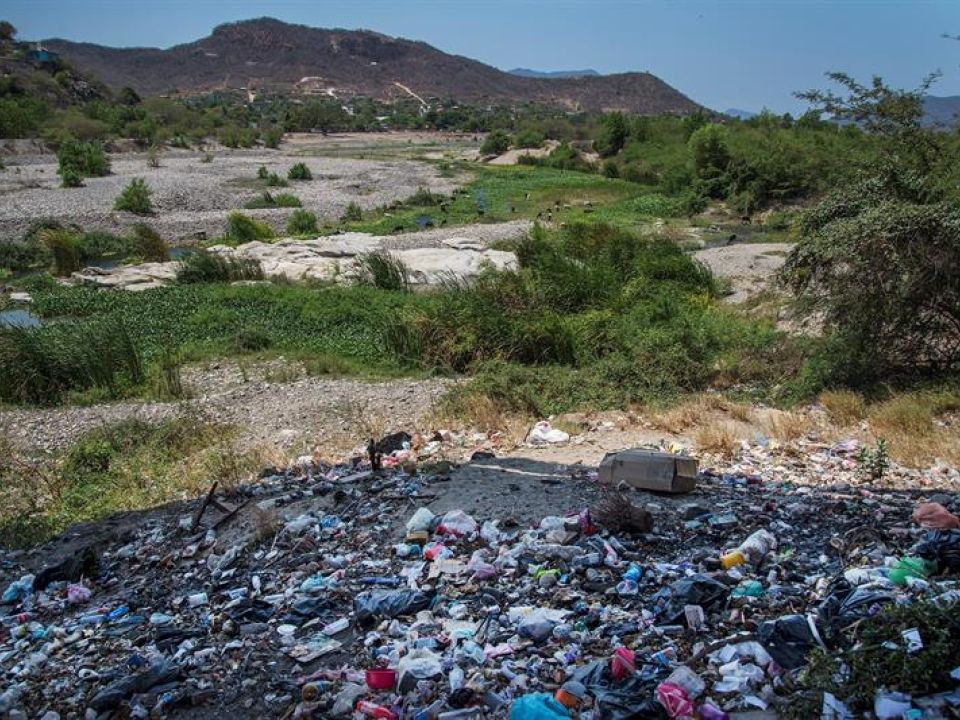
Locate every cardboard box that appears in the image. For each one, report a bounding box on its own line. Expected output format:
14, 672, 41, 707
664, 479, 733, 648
598, 449, 697, 494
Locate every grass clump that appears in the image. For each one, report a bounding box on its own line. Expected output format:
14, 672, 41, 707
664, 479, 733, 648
38, 228, 81, 275
176, 250, 264, 284
694, 422, 739, 457
225, 212, 275, 243
287, 162, 312, 180
286, 208, 318, 235
56, 136, 110, 187
0, 417, 261, 547
0, 320, 142, 405
244, 191, 301, 209
341, 201, 363, 222
819, 389, 865, 426
131, 223, 169, 262
113, 177, 153, 215
355, 251, 411, 292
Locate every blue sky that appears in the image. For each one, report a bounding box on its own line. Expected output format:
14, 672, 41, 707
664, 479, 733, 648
4, 0, 959, 113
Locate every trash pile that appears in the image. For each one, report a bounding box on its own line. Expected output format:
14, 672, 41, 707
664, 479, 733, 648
1, 437, 959, 719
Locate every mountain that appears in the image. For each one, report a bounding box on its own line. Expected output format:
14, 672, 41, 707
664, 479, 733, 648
42, 18, 700, 115
508, 68, 600, 79
723, 108, 757, 120
923, 95, 960, 127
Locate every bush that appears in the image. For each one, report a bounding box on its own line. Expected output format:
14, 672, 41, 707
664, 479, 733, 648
287, 162, 312, 180
480, 130, 510, 155
514, 127, 545, 149
262, 126, 284, 149
131, 223, 169, 262
286, 209, 318, 235
225, 212, 275, 243
176, 250, 264, 283
594, 112, 628, 158
406, 187, 445, 207
266, 173, 288, 187
602, 160, 619, 178
0, 239, 51, 271
231, 327, 272, 352
56, 136, 110, 182
257, 165, 270, 180
341, 201, 362, 222
113, 178, 153, 214
60, 168, 83, 188
146, 145, 161, 168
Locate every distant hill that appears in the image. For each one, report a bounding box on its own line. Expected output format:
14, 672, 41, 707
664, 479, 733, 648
42, 18, 701, 115
923, 95, 960, 127
508, 68, 600, 79
723, 108, 757, 120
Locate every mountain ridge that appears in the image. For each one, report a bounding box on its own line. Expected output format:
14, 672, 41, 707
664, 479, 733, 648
42, 17, 701, 115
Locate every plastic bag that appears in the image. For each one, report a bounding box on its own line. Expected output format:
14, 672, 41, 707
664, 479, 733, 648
913, 529, 960, 571
649, 574, 730, 624
527, 421, 570, 444
66, 584, 91, 605
354, 589, 432, 623
467, 550, 497, 580
757, 614, 824, 669
573, 659, 669, 720
396, 648, 443, 692
912, 502, 960, 530
438, 510, 478, 536
656, 682, 693, 719
407, 507, 436, 533
89, 661, 182, 711
818, 584, 895, 636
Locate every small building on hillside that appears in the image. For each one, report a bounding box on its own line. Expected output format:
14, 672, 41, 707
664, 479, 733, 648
26, 44, 60, 67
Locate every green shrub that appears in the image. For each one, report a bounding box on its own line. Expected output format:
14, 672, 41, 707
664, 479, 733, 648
113, 178, 153, 215
266, 172, 288, 187
480, 130, 510, 155
602, 160, 619, 178
262, 126, 284, 149
355, 251, 411, 292
56, 136, 110, 181
257, 165, 270, 180
0, 239, 51, 271
287, 162, 312, 180
407, 187, 445, 206
60, 168, 83, 188
131, 223, 169, 262
225, 212, 275, 243
341, 201, 362, 222
176, 250, 264, 283
232, 327, 272, 352
286, 209, 318, 235
515, 128, 545, 149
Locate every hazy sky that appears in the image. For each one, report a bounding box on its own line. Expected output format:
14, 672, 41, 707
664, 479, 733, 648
4, 0, 959, 113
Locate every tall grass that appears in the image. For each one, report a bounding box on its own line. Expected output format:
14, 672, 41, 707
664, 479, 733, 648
0, 320, 142, 405
176, 250, 264, 284
39, 228, 81, 275
355, 251, 411, 292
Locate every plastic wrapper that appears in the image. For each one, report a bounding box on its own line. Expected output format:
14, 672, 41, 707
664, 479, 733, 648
913, 529, 960, 571
757, 614, 825, 669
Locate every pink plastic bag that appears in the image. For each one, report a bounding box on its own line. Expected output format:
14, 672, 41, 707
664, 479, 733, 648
66, 584, 91, 605
912, 502, 960, 529
656, 681, 694, 719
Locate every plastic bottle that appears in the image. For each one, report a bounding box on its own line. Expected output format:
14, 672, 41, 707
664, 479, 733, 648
449, 665, 465, 691
356, 700, 398, 719
721, 529, 777, 569
322, 617, 350, 635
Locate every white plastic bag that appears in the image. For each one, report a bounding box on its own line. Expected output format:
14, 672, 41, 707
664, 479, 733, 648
527, 421, 570, 444
438, 510, 478, 536
406, 507, 436, 533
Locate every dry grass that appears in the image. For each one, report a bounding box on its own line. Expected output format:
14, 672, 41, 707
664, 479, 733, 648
432, 393, 530, 446
653, 394, 753, 433
763, 409, 815, 442
337, 398, 388, 443
694, 422, 739, 457
819, 390, 866, 426
250, 504, 279, 541
866, 390, 960, 467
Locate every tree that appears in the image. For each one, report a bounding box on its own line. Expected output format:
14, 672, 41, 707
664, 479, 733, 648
593, 112, 628, 158
781, 74, 960, 382
118, 87, 141, 106
114, 178, 153, 215
0, 21, 15, 43
480, 130, 510, 155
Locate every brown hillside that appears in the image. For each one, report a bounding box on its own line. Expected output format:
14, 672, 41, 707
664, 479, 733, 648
43, 17, 701, 114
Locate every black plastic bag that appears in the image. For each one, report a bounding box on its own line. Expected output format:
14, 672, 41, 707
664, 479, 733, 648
89, 661, 182, 711
757, 614, 823, 670
354, 589, 431, 623
818, 584, 895, 637
572, 659, 668, 720
649, 574, 730, 624
914, 530, 960, 572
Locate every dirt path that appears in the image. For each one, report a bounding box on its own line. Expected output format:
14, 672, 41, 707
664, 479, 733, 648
694, 242, 793, 303
0, 361, 453, 455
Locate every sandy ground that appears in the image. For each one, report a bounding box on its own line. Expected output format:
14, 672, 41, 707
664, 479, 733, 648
0, 140, 468, 242
693, 242, 793, 303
